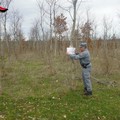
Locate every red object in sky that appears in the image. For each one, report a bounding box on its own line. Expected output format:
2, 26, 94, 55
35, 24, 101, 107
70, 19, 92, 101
0, 6, 8, 12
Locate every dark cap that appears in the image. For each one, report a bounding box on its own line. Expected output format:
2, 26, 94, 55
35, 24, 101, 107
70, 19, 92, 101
80, 42, 87, 48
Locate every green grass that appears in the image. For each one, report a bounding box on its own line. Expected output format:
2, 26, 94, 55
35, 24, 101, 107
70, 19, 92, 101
0, 88, 120, 120
0, 53, 120, 120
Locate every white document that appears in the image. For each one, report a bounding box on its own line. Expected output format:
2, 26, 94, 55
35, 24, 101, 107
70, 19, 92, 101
67, 46, 76, 54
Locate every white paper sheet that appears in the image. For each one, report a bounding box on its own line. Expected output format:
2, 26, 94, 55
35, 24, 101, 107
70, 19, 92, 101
67, 46, 76, 54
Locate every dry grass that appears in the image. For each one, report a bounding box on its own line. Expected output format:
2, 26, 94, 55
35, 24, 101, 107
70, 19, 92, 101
0, 48, 120, 120
0, 44, 120, 97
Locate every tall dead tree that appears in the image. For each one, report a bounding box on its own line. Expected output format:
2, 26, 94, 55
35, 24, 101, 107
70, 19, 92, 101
70, 0, 78, 45
36, 0, 49, 55
103, 16, 113, 40
36, 0, 45, 41
45, 0, 55, 51
36, 0, 61, 56
9, 9, 24, 56
1, 0, 12, 59
63, 0, 83, 46
36, 0, 59, 51
29, 19, 41, 51
0, 0, 12, 95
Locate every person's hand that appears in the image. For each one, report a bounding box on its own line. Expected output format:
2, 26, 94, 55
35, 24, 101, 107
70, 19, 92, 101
66, 52, 70, 55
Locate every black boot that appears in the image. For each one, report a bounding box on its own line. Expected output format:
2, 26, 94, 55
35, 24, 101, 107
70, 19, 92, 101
84, 87, 87, 93
84, 91, 92, 96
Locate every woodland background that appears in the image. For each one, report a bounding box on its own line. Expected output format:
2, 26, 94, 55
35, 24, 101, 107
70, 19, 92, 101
0, 0, 120, 120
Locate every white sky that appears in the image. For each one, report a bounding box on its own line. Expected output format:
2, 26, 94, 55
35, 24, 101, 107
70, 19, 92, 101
9, 0, 120, 38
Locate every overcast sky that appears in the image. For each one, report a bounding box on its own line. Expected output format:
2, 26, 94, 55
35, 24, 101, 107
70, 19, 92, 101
9, 0, 120, 38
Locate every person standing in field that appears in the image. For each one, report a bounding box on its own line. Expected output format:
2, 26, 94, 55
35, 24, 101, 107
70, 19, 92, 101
67, 42, 92, 96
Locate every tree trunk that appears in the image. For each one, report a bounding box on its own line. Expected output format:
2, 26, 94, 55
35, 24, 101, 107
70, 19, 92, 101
70, 0, 78, 46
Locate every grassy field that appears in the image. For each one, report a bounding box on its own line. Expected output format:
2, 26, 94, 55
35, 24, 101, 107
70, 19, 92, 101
0, 52, 120, 120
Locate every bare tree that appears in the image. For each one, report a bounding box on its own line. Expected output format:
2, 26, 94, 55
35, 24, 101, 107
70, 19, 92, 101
1, 0, 12, 57
0, 0, 12, 95
0, 0, 12, 61
29, 19, 41, 51
9, 9, 24, 56
79, 8, 94, 50
64, 0, 83, 45
36, 0, 45, 41
59, 0, 84, 45
36, 0, 60, 54
45, 0, 55, 50
36, 0, 49, 55
70, 0, 78, 45
102, 16, 113, 40
100, 16, 114, 74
